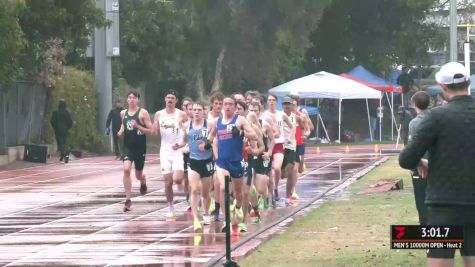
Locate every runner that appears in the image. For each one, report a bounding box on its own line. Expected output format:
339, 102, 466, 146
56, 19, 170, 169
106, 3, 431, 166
254, 96, 280, 208
292, 97, 314, 174
208, 92, 224, 221
182, 98, 194, 211
176, 101, 214, 232
236, 100, 263, 231
152, 90, 189, 219
249, 102, 275, 210
117, 91, 153, 212
281, 96, 305, 205
266, 94, 293, 204
208, 92, 224, 120
208, 96, 257, 232
182, 97, 193, 116
290, 98, 310, 200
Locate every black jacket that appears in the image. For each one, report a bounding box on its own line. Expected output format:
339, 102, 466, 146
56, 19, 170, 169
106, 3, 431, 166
399, 95, 475, 206
51, 102, 73, 136
106, 107, 122, 132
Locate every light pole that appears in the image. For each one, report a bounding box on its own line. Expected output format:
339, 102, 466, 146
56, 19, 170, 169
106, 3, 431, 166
94, 0, 120, 135
458, 24, 475, 95
450, 0, 458, 62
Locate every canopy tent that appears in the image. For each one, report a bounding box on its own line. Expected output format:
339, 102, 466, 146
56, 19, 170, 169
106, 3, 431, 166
269, 71, 381, 99
347, 65, 402, 93
425, 74, 475, 95
268, 71, 382, 142
343, 66, 404, 141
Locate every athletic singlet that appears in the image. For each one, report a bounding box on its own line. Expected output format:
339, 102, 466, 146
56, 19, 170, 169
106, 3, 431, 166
283, 112, 297, 150
123, 108, 146, 153
294, 111, 304, 145
188, 120, 213, 160
242, 137, 249, 161
271, 111, 285, 144
159, 109, 183, 152
207, 111, 222, 121
217, 115, 243, 161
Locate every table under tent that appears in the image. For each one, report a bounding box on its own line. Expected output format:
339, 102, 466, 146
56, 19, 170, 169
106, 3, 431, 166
268, 71, 382, 143
340, 65, 402, 142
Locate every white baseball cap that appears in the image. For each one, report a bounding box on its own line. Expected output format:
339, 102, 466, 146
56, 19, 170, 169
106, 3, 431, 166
289, 88, 299, 97
435, 62, 470, 85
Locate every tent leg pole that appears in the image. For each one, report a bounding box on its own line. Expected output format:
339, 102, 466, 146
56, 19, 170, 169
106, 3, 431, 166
316, 99, 320, 139
391, 93, 394, 140
385, 92, 397, 141
318, 114, 330, 143
338, 99, 342, 143
379, 97, 382, 143
366, 99, 372, 141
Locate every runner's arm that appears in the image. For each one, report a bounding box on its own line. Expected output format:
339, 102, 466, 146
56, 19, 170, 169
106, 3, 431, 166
298, 115, 310, 140
173, 123, 188, 150
303, 111, 314, 132
250, 125, 264, 155
238, 116, 257, 141
263, 123, 275, 160
135, 109, 154, 135
282, 114, 295, 143
152, 111, 160, 136
206, 118, 217, 143
117, 110, 125, 138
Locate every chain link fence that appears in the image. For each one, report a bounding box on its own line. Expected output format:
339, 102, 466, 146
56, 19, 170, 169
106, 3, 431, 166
0, 82, 47, 154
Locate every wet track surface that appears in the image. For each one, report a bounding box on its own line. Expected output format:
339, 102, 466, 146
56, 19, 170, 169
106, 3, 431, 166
0, 145, 392, 266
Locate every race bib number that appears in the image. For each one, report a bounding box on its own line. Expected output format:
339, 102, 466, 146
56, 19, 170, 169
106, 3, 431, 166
206, 162, 213, 172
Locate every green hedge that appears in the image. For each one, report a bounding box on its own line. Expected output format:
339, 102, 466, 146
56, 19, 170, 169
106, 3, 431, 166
46, 66, 106, 154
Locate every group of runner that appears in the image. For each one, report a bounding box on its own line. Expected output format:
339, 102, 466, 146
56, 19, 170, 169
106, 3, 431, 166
117, 89, 313, 233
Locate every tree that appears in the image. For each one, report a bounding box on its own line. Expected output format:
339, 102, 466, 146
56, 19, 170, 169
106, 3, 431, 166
305, 0, 442, 75
18, 0, 107, 79
118, 0, 331, 104
0, 0, 27, 85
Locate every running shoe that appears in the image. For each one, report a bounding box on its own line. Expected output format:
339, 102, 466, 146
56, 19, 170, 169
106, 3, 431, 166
252, 215, 262, 224
221, 222, 227, 233
258, 198, 264, 211
234, 206, 244, 223
211, 209, 220, 221
165, 206, 175, 219
203, 214, 211, 225
291, 191, 299, 200
123, 199, 132, 212
186, 200, 192, 212
193, 218, 203, 233
64, 155, 69, 164
194, 235, 202, 246
140, 181, 147, 195
263, 197, 270, 210
238, 222, 247, 232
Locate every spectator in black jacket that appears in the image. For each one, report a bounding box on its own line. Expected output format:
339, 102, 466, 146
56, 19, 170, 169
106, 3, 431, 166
407, 91, 430, 225
106, 99, 123, 160
399, 62, 475, 266
51, 99, 73, 163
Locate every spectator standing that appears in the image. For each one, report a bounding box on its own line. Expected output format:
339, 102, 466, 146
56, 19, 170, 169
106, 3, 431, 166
106, 99, 124, 160
397, 67, 415, 107
407, 91, 430, 225
399, 62, 475, 266
51, 99, 73, 163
